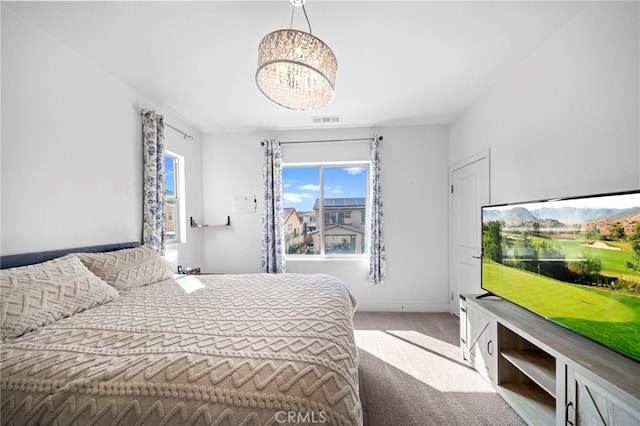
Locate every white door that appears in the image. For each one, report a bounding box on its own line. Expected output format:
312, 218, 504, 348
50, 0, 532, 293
450, 152, 490, 314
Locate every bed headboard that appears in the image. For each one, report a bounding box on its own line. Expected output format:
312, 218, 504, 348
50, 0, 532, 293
0, 242, 140, 269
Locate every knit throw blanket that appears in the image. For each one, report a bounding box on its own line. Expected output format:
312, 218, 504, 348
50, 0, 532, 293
1, 273, 362, 425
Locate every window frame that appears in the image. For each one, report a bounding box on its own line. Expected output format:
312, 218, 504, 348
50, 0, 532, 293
164, 150, 186, 245
282, 161, 371, 259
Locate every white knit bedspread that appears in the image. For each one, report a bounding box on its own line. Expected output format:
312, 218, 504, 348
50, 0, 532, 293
1, 273, 362, 425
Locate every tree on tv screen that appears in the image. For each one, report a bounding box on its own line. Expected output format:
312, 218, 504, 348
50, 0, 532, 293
482, 221, 502, 263
627, 223, 640, 273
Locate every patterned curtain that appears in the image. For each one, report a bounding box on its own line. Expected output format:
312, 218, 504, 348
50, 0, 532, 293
142, 110, 166, 254
369, 135, 386, 284
261, 139, 286, 273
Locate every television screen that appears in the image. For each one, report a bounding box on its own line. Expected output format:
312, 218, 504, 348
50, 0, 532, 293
481, 190, 640, 363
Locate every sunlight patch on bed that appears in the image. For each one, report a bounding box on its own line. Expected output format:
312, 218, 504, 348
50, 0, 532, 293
174, 275, 205, 293
354, 329, 495, 393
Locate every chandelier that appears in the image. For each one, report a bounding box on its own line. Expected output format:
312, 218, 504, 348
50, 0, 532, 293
256, 0, 337, 111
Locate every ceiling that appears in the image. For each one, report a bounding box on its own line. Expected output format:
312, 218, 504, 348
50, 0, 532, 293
6, 1, 588, 134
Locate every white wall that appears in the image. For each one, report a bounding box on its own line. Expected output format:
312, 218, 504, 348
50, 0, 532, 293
1, 6, 204, 268
202, 125, 450, 311
450, 1, 640, 204
201, 130, 265, 273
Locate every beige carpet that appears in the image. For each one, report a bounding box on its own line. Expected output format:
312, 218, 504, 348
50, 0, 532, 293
354, 312, 526, 426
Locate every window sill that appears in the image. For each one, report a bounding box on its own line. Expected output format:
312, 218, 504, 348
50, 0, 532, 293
285, 255, 368, 262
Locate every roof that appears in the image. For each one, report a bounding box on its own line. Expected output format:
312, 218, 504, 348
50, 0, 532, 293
313, 198, 366, 210
283, 208, 300, 223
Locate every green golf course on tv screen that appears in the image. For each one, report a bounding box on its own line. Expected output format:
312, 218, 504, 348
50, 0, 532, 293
481, 190, 640, 363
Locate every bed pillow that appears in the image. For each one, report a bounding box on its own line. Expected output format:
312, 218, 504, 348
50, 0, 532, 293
76, 245, 173, 291
0, 255, 119, 340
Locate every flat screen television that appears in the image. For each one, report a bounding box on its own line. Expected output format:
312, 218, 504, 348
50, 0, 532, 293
481, 189, 640, 363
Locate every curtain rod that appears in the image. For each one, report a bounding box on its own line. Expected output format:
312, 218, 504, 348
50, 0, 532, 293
164, 122, 194, 140
140, 111, 193, 140
260, 136, 382, 146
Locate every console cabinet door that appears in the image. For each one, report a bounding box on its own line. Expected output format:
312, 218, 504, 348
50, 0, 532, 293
460, 297, 469, 360
566, 368, 640, 426
466, 304, 496, 383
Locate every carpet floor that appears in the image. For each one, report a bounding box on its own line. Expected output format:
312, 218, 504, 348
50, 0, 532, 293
353, 312, 526, 426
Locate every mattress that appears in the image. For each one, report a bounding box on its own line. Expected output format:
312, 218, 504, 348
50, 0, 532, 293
1, 273, 362, 425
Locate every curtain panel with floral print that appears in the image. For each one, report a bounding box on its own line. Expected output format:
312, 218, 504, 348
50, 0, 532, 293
142, 110, 166, 254
369, 135, 386, 284
261, 139, 286, 273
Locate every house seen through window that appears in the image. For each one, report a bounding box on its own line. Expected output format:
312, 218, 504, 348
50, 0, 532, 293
282, 164, 369, 256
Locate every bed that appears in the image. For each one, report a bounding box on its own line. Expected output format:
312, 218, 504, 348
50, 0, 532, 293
0, 244, 362, 425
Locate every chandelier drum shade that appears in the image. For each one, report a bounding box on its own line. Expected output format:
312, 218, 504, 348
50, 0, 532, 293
256, 29, 337, 110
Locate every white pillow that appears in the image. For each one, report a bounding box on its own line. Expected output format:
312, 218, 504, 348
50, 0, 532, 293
0, 255, 119, 340
76, 245, 174, 291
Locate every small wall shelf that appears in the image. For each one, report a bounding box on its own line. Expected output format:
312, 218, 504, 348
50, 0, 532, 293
190, 216, 231, 228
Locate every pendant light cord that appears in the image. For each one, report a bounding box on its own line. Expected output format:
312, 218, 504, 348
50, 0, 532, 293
289, 2, 313, 35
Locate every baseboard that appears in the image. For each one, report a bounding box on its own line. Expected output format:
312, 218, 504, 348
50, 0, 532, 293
355, 301, 451, 312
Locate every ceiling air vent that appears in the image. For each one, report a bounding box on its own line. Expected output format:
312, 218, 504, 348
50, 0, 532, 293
312, 115, 341, 124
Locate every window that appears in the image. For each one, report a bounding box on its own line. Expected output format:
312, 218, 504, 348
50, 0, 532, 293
282, 163, 369, 256
340, 212, 352, 225
164, 152, 184, 244
325, 234, 357, 254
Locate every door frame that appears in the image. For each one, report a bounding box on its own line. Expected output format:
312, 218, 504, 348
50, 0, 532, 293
449, 149, 491, 315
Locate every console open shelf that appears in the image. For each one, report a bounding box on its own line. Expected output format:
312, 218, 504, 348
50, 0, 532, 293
501, 349, 556, 397
499, 383, 555, 426
497, 323, 557, 424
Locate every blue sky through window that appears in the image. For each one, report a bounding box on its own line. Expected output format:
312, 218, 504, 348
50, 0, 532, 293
283, 166, 367, 212
165, 156, 175, 197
